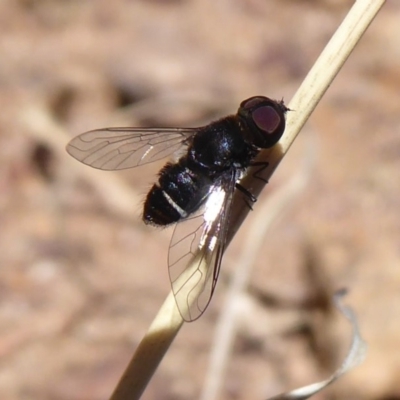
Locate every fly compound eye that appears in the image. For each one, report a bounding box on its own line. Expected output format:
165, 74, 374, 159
240, 96, 265, 110
252, 105, 281, 134
238, 96, 287, 148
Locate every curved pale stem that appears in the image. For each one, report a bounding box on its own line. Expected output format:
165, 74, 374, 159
109, 1, 385, 399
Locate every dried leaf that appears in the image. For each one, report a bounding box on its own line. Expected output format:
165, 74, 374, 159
267, 289, 367, 400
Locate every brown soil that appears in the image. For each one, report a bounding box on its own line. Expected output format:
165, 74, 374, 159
1, 1, 400, 399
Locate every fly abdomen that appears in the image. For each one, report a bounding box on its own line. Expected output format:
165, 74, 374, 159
143, 161, 210, 226
143, 184, 186, 225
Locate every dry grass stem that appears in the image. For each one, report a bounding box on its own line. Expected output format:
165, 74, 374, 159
109, 1, 384, 399
110, 292, 183, 400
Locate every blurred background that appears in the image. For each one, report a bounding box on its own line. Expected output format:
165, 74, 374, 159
1, 0, 400, 399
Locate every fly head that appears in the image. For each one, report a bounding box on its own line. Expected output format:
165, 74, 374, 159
238, 96, 288, 149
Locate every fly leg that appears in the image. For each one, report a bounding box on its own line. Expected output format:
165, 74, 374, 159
235, 161, 270, 210
235, 183, 257, 210
249, 161, 270, 183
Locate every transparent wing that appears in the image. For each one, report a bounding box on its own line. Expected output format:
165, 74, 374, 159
66, 127, 197, 170
168, 170, 239, 322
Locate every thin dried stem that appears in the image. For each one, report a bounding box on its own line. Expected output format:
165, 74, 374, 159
110, 292, 183, 400
109, 1, 385, 399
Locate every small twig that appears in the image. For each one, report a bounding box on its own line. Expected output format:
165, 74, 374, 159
110, 292, 183, 400
109, 1, 384, 399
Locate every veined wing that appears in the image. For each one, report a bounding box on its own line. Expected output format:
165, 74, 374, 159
168, 170, 239, 322
66, 127, 197, 170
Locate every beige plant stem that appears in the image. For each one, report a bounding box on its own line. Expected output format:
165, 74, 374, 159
110, 291, 183, 400
109, 1, 385, 399
202, 1, 385, 396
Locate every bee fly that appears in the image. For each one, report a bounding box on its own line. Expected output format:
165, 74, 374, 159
66, 96, 288, 321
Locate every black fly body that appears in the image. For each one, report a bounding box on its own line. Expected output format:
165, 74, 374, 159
67, 96, 288, 321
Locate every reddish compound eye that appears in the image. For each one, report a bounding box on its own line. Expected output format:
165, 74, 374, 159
238, 96, 288, 148
252, 106, 281, 134
241, 96, 264, 110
